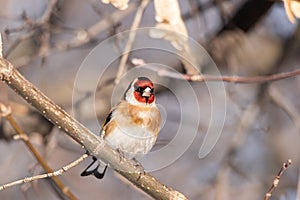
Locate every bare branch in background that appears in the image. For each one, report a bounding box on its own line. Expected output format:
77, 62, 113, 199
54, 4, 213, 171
0, 102, 78, 199
264, 159, 292, 200
114, 0, 150, 85
144, 63, 300, 83
161, 67, 300, 83
183, 69, 300, 83
0, 154, 88, 191
56, 2, 138, 51
4, 0, 58, 60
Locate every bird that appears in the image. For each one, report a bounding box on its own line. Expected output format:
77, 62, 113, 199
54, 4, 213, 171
81, 77, 161, 179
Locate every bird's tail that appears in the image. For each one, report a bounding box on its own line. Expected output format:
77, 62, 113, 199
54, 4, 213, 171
81, 156, 107, 179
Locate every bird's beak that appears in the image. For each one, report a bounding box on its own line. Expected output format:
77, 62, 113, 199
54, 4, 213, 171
142, 87, 152, 98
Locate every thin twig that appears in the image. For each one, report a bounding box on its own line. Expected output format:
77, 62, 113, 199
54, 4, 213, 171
4, 32, 35, 58
0, 153, 88, 191
153, 67, 300, 83
38, 0, 58, 24
0, 58, 187, 199
4, 0, 58, 58
56, 2, 138, 50
264, 159, 292, 200
114, 0, 150, 85
0, 103, 78, 200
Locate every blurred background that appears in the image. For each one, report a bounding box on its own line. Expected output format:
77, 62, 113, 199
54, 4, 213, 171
0, 0, 300, 199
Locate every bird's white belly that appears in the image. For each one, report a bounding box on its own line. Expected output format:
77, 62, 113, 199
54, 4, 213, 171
104, 126, 156, 159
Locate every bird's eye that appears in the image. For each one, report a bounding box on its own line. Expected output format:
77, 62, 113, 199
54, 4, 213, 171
150, 88, 154, 93
135, 87, 143, 93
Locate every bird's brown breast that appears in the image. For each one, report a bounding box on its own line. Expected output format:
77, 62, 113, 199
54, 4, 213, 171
104, 101, 161, 137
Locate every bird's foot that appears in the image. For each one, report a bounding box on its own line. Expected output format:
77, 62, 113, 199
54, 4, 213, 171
132, 158, 145, 181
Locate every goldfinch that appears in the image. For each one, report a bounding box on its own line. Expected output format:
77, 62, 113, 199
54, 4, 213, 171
81, 77, 161, 179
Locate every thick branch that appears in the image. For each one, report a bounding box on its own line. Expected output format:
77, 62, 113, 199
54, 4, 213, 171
0, 57, 187, 200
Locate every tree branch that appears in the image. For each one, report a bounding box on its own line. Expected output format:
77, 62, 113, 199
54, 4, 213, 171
0, 103, 78, 199
153, 67, 300, 83
4, 0, 58, 58
0, 57, 187, 199
264, 159, 292, 200
0, 154, 88, 191
56, 2, 139, 51
114, 0, 150, 85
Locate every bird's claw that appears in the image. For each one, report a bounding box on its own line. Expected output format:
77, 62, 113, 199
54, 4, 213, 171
132, 158, 145, 181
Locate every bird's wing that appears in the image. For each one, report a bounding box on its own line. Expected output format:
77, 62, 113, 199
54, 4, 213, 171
100, 105, 119, 138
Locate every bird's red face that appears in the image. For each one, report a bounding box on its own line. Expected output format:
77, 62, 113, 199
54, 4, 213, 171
133, 77, 155, 104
